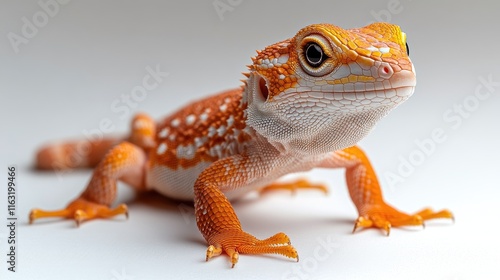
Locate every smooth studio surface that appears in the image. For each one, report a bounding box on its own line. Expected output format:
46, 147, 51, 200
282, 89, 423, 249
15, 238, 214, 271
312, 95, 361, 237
1, 1, 499, 279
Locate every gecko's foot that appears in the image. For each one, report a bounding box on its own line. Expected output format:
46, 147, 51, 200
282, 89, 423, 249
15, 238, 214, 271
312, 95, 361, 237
352, 202, 453, 236
259, 179, 328, 196
29, 197, 128, 226
205, 230, 298, 268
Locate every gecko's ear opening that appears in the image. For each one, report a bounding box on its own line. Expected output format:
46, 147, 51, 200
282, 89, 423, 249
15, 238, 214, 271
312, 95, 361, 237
258, 76, 269, 101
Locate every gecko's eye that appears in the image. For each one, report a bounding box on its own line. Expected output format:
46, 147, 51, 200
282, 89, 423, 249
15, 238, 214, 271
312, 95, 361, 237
305, 43, 326, 67
298, 34, 335, 77
405, 42, 410, 56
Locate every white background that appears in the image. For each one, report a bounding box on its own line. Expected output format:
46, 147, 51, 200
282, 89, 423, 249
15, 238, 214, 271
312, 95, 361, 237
1, 0, 499, 279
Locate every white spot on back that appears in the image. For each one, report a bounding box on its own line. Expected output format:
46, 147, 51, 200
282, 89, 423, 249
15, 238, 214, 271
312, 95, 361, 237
279, 74, 285, 80
208, 126, 217, 137
157, 143, 167, 155
226, 115, 234, 127
194, 136, 208, 148
158, 128, 169, 138
186, 114, 196, 126
219, 104, 227, 112
200, 113, 209, 122
171, 118, 180, 127
217, 125, 226, 136
176, 144, 195, 159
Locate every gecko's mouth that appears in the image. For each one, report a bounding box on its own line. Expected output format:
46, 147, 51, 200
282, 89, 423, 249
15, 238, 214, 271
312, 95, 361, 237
275, 69, 416, 103
308, 86, 415, 112
335, 86, 415, 100
274, 86, 415, 110
329, 68, 416, 107
331, 69, 416, 94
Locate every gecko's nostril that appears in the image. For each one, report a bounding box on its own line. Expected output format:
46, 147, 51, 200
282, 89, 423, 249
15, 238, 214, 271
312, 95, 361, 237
258, 76, 269, 101
378, 64, 394, 79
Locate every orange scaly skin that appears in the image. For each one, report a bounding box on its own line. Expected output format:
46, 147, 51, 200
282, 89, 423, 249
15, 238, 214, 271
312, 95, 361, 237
31, 22, 453, 268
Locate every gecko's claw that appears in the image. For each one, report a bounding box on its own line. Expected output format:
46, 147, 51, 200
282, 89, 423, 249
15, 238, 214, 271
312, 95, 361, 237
124, 207, 130, 220
206, 245, 222, 262
74, 209, 86, 227
29, 198, 129, 226
229, 251, 239, 268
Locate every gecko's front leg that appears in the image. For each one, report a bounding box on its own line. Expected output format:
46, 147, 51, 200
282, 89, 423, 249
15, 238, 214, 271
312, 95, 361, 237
194, 154, 298, 268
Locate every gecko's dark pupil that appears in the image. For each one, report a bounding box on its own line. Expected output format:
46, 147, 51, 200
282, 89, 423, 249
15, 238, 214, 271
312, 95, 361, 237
305, 43, 323, 67
405, 42, 410, 56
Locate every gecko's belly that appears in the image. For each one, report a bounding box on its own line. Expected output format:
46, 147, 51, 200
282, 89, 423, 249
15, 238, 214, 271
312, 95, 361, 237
147, 163, 209, 200
146, 163, 256, 201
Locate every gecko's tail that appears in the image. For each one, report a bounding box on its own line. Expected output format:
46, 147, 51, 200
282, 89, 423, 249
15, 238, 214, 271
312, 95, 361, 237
35, 137, 123, 170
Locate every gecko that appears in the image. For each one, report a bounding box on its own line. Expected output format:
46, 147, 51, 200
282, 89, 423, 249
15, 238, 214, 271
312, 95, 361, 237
30, 22, 453, 268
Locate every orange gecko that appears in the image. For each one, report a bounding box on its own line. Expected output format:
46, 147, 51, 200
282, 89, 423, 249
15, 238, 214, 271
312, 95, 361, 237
31, 22, 453, 268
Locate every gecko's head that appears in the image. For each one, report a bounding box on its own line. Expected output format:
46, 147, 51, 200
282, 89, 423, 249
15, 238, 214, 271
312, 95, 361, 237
244, 22, 416, 154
